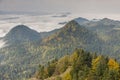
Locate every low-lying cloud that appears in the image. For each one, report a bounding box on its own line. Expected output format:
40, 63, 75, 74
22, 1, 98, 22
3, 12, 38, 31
0, 13, 77, 37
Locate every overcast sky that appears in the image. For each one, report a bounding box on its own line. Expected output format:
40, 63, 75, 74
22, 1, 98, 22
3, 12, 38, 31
0, 0, 120, 19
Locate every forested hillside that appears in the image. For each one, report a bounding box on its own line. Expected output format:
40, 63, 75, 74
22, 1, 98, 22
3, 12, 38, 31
0, 20, 103, 80
4, 25, 41, 45
1, 17, 120, 79
34, 49, 120, 80
75, 18, 120, 58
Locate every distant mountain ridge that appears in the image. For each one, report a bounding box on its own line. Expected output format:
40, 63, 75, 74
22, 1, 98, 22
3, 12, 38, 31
1, 17, 120, 80
74, 17, 89, 25
42, 20, 97, 44
3, 25, 41, 45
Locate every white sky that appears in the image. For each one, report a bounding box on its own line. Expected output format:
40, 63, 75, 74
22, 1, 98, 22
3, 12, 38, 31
0, 0, 120, 16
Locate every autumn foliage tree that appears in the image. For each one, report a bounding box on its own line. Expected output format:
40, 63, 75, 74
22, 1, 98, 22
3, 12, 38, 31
35, 48, 120, 80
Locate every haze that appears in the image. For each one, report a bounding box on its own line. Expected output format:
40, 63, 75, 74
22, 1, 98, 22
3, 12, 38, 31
0, 0, 120, 38
0, 0, 120, 19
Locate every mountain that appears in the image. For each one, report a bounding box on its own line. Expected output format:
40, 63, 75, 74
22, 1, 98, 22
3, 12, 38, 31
0, 20, 103, 80
42, 20, 99, 44
3, 25, 41, 45
74, 17, 120, 58
1, 17, 120, 80
41, 20, 102, 59
79, 18, 120, 30
74, 17, 89, 25
75, 18, 120, 31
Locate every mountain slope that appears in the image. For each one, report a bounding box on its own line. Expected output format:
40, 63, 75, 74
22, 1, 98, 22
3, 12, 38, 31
40, 28, 59, 39
75, 18, 120, 58
40, 20, 102, 60
42, 20, 99, 44
1, 17, 120, 80
74, 17, 89, 25
4, 25, 41, 45
34, 48, 120, 80
0, 20, 103, 80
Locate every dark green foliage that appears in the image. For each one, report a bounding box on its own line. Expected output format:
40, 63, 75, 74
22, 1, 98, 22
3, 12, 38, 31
102, 69, 120, 80
35, 49, 120, 80
70, 49, 92, 80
